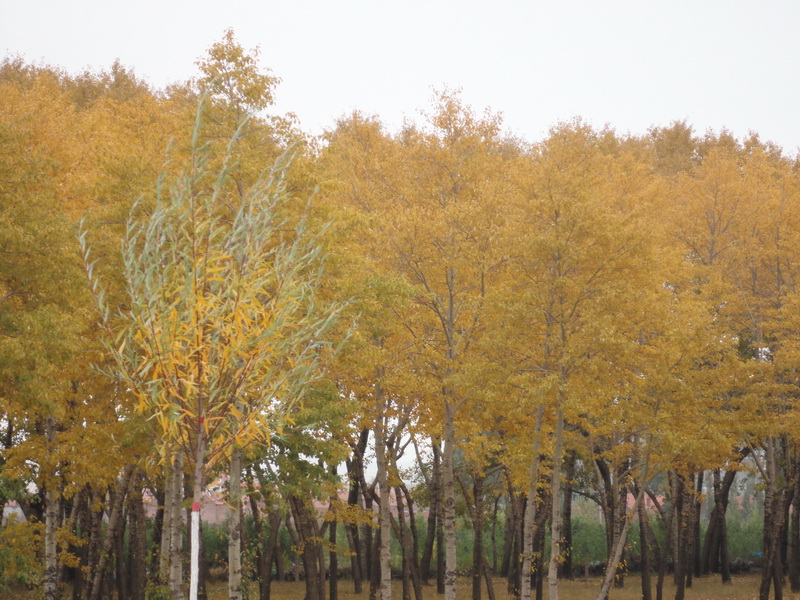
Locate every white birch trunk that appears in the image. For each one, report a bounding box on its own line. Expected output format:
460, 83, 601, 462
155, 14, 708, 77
520, 404, 544, 600
188, 428, 207, 600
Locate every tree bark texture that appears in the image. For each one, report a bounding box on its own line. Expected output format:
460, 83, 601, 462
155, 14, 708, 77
228, 446, 244, 600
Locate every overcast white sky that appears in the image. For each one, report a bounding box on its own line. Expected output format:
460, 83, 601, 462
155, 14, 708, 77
2, 1, 799, 155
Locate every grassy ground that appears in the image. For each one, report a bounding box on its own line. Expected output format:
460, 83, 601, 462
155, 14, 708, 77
9, 574, 799, 600
200, 574, 800, 600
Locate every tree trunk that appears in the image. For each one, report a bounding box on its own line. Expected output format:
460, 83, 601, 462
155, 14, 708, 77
594, 477, 647, 600
396, 480, 412, 600
346, 431, 368, 593
471, 473, 485, 600
506, 489, 522, 597
290, 495, 325, 600
521, 404, 544, 600
330, 498, 339, 600
89, 464, 135, 600
692, 471, 704, 580
72, 491, 91, 600
702, 449, 749, 580
684, 473, 697, 589
559, 452, 575, 580
491, 495, 500, 572
443, 401, 458, 600
760, 437, 787, 600
44, 417, 59, 600
613, 462, 628, 589
128, 469, 147, 600
189, 430, 208, 600
673, 474, 687, 600
547, 405, 565, 600
375, 377, 392, 600
637, 481, 652, 600
654, 484, 676, 600
229, 446, 244, 600
790, 464, 800, 592
44, 482, 60, 600
116, 496, 129, 600
421, 439, 441, 585
437, 487, 446, 595
159, 464, 174, 584
500, 483, 515, 579
399, 481, 424, 600
169, 452, 185, 600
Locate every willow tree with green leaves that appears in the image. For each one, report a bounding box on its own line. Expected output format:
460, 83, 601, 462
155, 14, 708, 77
81, 110, 341, 600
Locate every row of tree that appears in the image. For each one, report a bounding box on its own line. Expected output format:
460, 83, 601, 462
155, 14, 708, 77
1, 32, 800, 600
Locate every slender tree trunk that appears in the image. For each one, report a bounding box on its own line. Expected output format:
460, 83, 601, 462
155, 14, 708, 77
344, 514, 363, 594
701, 469, 721, 575
421, 440, 441, 584
128, 469, 147, 600
507, 490, 523, 597
533, 497, 549, 600
594, 478, 647, 600
291, 495, 325, 600
547, 405, 565, 600
481, 553, 497, 600
346, 433, 367, 593
637, 481, 652, 600
375, 377, 392, 600
655, 487, 676, 600
370, 526, 382, 600
267, 512, 283, 597
443, 401, 458, 600
169, 452, 185, 600
692, 471, 704, 580
159, 463, 174, 584
229, 446, 244, 600
330, 499, 339, 600
116, 498, 130, 600
399, 482, 424, 600
437, 488, 446, 595
44, 482, 60, 600
471, 473, 485, 600
685, 473, 696, 589
248, 474, 265, 597
613, 462, 628, 589
521, 404, 544, 600
44, 418, 59, 600
790, 464, 800, 592
189, 431, 208, 600
397, 480, 412, 600
760, 437, 787, 600
89, 464, 135, 600
651, 482, 675, 600
559, 452, 575, 580
491, 495, 500, 572
73, 492, 91, 600
501, 483, 515, 579
674, 474, 687, 600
